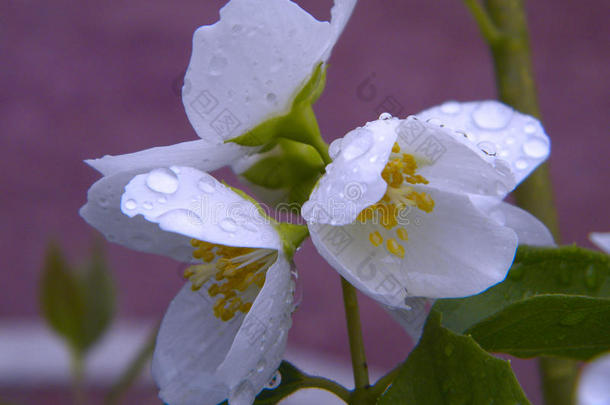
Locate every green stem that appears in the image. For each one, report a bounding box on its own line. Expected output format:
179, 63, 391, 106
70, 349, 86, 405
465, 1, 577, 404
340, 277, 370, 404
105, 324, 159, 405
368, 363, 402, 398
301, 376, 352, 403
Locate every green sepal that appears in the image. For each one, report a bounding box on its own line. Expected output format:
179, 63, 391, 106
228, 63, 326, 148
275, 222, 309, 259
40, 241, 115, 355
241, 138, 324, 207
218, 361, 308, 405
377, 312, 531, 405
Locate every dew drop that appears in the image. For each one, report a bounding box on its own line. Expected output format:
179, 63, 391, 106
143, 201, 153, 210
209, 55, 228, 76
328, 138, 342, 159
496, 182, 509, 196
426, 117, 443, 126
146, 168, 179, 194
197, 176, 216, 193
256, 359, 266, 373
505, 136, 515, 145
220, 218, 238, 233
266, 370, 282, 389
584, 265, 599, 290
124, 199, 137, 210
515, 159, 528, 170
342, 131, 373, 161
524, 123, 537, 134
232, 24, 243, 33
523, 138, 549, 158
379, 112, 392, 120
456, 130, 476, 142
266, 93, 277, 103
158, 196, 167, 204
369, 155, 378, 163
444, 343, 454, 356
478, 141, 497, 156
98, 197, 108, 207
440, 101, 461, 114
472, 101, 513, 130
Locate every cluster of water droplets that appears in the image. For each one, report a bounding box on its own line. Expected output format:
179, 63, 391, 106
417, 100, 550, 185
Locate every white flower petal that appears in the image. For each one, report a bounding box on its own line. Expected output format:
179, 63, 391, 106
183, 0, 355, 143
469, 195, 555, 247
590, 233, 610, 254
152, 284, 245, 405
302, 117, 398, 225
121, 166, 281, 250
218, 256, 294, 403
80, 170, 195, 261
578, 352, 610, 405
416, 100, 550, 187
309, 186, 518, 302
324, 0, 358, 60
395, 116, 517, 198
86, 139, 252, 176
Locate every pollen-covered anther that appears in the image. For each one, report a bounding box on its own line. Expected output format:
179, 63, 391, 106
358, 146, 434, 256
187, 238, 277, 321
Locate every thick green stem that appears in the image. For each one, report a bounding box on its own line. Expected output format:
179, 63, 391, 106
466, 1, 577, 404
340, 277, 370, 403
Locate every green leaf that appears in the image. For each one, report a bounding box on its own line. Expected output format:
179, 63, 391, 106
218, 361, 308, 405
378, 312, 530, 405
229, 64, 326, 147
40, 242, 115, 354
465, 294, 610, 360
433, 245, 610, 333
40, 244, 87, 352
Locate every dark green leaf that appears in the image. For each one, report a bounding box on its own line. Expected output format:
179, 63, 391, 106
433, 245, 610, 333
466, 294, 610, 360
218, 361, 308, 405
378, 312, 530, 405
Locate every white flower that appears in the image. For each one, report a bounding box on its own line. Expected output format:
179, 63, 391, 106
81, 0, 357, 244
578, 352, 610, 405
118, 165, 298, 405
590, 233, 610, 254
302, 100, 555, 309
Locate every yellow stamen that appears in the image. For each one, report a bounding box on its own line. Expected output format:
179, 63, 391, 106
396, 228, 408, 241
369, 231, 383, 247
187, 238, 277, 322
387, 238, 405, 258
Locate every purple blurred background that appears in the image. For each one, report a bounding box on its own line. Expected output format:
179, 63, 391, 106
1, 0, 608, 403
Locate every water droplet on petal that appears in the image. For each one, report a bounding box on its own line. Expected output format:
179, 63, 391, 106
490, 209, 506, 225
505, 136, 515, 145
266, 370, 282, 389
143, 201, 153, 210
256, 359, 266, 373
197, 176, 216, 193
146, 168, 179, 194
523, 138, 549, 158
266, 93, 277, 103
98, 197, 108, 207
124, 199, 137, 210
229, 381, 255, 405
472, 101, 513, 130
220, 218, 238, 233
495, 181, 509, 196
515, 159, 528, 170
328, 138, 342, 159
342, 131, 373, 161
379, 112, 392, 120
158, 196, 167, 204
524, 123, 537, 134
440, 101, 461, 114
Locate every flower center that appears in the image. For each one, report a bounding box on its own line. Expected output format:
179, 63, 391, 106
357, 142, 435, 258
185, 239, 278, 321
